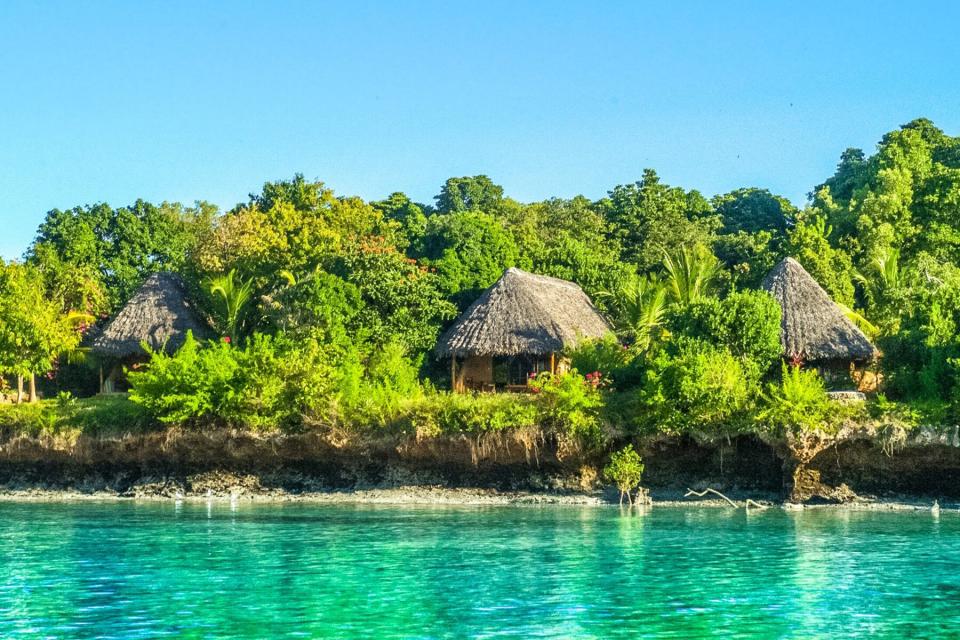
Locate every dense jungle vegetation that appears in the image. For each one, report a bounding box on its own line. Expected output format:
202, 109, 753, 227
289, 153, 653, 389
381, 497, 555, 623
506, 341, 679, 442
2, 118, 959, 461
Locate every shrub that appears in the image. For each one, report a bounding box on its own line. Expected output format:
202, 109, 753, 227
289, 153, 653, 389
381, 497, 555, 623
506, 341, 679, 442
529, 371, 605, 447
640, 339, 756, 433
758, 364, 833, 436
0, 395, 153, 439
604, 445, 645, 505
404, 392, 539, 437
128, 331, 338, 430
669, 289, 782, 372
567, 335, 645, 391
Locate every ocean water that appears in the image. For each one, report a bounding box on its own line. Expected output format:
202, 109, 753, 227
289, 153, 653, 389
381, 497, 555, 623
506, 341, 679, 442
0, 501, 956, 639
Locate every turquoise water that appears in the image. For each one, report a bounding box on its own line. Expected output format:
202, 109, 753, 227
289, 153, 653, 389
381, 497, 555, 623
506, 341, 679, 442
0, 502, 956, 639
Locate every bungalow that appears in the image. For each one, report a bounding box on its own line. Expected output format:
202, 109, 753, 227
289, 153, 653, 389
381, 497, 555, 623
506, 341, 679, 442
435, 267, 612, 392
762, 257, 878, 390
90, 272, 211, 392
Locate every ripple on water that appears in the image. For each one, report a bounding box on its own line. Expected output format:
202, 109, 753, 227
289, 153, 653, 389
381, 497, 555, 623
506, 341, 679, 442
0, 503, 957, 639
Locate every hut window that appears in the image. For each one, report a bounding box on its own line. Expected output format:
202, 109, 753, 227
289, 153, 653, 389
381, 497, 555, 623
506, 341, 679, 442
497, 355, 553, 386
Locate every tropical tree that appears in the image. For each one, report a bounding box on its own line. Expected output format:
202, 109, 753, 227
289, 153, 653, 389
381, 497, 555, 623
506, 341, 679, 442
205, 269, 255, 342
601, 274, 668, 352
600, 169, 720, 270
662, 244, 722, 307
28, 200, 215, 310
434, 175, 506, 215
854, 245, 906, 333
0, 262, 83, 402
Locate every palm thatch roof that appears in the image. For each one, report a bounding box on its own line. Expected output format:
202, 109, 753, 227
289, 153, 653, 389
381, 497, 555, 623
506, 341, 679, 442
91, 273, 211, 358
435, 268, 612, 358
762, 257, 877, 363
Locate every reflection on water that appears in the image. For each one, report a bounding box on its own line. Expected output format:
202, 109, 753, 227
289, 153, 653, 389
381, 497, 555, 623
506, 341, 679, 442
0, 501, 956, 638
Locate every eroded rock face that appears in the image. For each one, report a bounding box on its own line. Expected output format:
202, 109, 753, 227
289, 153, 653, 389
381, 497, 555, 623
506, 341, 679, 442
789, 467, 858, 504
0, 429, 958, 501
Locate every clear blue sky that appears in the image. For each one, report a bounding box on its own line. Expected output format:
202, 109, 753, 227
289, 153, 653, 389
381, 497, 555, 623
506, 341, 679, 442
1, 1, 959, 259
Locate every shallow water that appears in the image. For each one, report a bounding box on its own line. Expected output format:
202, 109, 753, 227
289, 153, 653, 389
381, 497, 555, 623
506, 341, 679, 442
0, 501, 957, 638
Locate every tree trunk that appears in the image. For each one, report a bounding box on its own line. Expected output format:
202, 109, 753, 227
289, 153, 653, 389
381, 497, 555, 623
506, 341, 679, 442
28, 374, 37, 403
15, 376, 23, 404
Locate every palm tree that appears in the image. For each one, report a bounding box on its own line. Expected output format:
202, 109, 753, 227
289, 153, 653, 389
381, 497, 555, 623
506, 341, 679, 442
205, 269, 254, 342
854, 246, 901, 305
617, 274, 668, 351
853, 246, 904, 334
662, 244, 721, 307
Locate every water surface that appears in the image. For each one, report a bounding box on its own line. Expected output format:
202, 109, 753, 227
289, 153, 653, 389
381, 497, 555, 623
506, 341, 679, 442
0, 501, 956, 638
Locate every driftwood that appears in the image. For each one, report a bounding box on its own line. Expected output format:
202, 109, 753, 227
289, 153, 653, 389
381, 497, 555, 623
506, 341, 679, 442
684, 488, 769, 509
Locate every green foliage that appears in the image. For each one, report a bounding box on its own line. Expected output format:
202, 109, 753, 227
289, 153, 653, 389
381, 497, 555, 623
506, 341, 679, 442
17, 119, 960, 446
414, 211, 522, 305
662, 243, 723, 307
29, 200, 214, 310
0, 395, 154, 439
713, 230, 781, 290
604, 445, 645, 503
434, 175, 505, 214
205, 269, 255, 342
640, 339, 756, 433
713, 188, 796, 235
128, 332, 337, 430
785, 212, 856, 306
567, 336, 644, 391
601, 274, 668, 351
758, 365, 833, 436
529, 372, 605, 446
602, 169, 720, 270
372, 192, 428, 249
401, 393, 539, 437
0, 261, 83, 381
508, 196, 630, 305
669, 290, 782, 372
338, 341, 426, 425
332, 241, 456, 352
264, 269, 361, 344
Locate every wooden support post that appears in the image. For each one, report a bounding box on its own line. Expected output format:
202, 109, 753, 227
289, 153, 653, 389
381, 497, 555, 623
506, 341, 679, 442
451, 355, 458, 393
550, 352, 556, 375
99, 365, 104, 395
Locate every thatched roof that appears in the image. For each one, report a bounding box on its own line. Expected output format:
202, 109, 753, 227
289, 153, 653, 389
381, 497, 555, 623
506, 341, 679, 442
762, 258, 877, 363
435, 267, 612, 358
91, 273, 211, 358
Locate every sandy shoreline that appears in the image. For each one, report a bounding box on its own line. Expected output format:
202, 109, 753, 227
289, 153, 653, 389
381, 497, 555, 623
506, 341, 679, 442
0, 485, 949, 512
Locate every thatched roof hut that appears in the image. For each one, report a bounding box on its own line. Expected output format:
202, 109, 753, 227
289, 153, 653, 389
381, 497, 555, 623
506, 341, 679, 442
91, 273, 210, 359
436, 268, 612, 358
762, 258, 877, 364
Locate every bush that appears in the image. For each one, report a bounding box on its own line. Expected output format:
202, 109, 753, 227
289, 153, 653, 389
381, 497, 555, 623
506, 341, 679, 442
128, 331, 338, 430
567, 335, 645, 391
529, 371, 605, 446
604, 445, 645, 505
758, 364, 833, 436
403, 392, 539, 437
338, 341, 426, 426
669, 290, 782, 372
0, 395, 154, 439
640, 339, 756, 433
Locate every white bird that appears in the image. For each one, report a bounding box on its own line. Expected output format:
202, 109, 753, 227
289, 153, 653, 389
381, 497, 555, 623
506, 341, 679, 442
932, 500, 941, 517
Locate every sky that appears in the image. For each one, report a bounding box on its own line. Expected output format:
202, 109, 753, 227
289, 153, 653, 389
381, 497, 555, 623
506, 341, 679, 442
1, 0, 959, 259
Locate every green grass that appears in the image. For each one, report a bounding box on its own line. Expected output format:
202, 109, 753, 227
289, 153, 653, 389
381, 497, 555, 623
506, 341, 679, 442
0, 394, 157, 439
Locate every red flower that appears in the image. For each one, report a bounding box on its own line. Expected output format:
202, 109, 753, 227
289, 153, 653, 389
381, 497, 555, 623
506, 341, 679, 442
222, 336, 232, 344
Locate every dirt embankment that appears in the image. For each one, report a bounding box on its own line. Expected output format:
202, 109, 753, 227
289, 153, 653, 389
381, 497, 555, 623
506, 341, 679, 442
0, 427, 958, 502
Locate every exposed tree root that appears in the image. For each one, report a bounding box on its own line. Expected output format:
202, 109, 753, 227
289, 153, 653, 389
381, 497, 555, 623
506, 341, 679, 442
684, 487, 737, 508
684, 487, 769, 509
